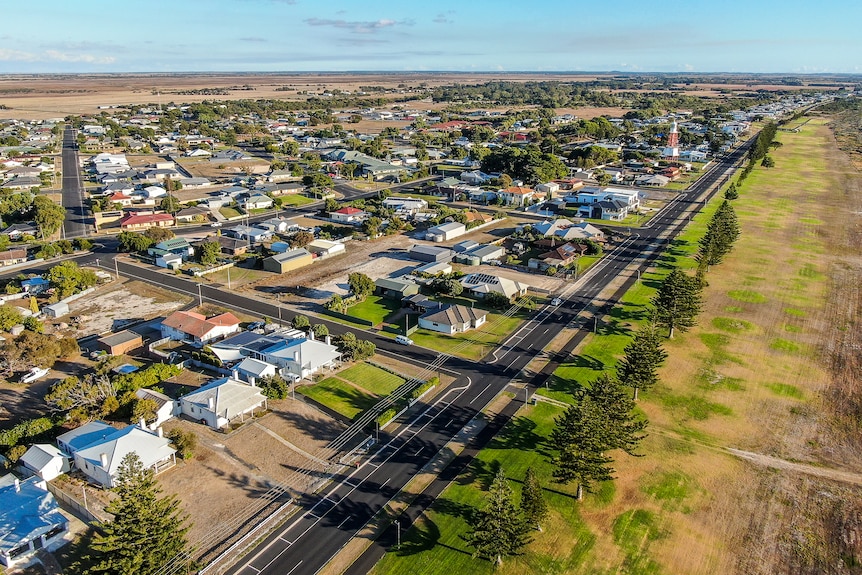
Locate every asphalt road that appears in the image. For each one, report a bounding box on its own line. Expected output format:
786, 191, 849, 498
60, 127, 90, 239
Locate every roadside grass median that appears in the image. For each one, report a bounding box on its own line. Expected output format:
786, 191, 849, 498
297, 377, 378, 420
338, 362, 405, 396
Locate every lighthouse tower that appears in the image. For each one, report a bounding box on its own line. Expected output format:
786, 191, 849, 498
663, 121, 679, 161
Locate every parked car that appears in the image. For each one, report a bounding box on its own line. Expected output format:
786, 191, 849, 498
395, 335, 414, 345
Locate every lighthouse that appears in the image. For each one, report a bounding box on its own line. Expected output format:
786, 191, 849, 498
663, 121, 679, 161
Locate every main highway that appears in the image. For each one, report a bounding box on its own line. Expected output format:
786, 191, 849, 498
42, 132, 750, 575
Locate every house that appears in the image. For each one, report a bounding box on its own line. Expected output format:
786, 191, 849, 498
425, 222, 466, 242
178, 177, 212, 188
108, 192, 135, 207
155, 253, 182, 270
578, 199, 629, 221
498, 186, 536, 206
0, 476, 69, 567
330, 206, 368, 224
174, 204, 212, 223
636, 174, 671, 187
67, 424, 176, 488
257, 217, 293, 233
0, 249, 28, 267
133, 389, 177, 429
19, 444, 70, 482
160, 310, 241, 346
208, 331, 341, 381
180, 377, 266, 429
56, 421, 115, 457
306, 239, 346, 258
120, 213, 174, 230
142, 185, 167, 199
2, 176, 42, 190
375, 277, 420, 299
243, 194, 273, 210
465, 210, 493, 225
233, 358, 278, 386
382, 197, 428, 215
1, 223, 38, 240
402, 293, 440, 313
21, 277, 49, 294
532, 242, 587, 269
206, 235, 249, 257
460, 273, 529, 300
97, 330, 143, 356
226, 225, 272, 244
460, 170, 493, 185
419, 304, 487, 334
263, 248, 314, 274
148, 237, 194, 260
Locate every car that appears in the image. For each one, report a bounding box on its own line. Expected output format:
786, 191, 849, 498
395, 335, 414, 345
247, 321, 266, 331
550, 297, 563, 306
210, 222, 222, 228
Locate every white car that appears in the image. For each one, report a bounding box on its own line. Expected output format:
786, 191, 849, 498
210, 222, 223, 228
21, 367, 50, 384
395, 335, 414, 345
551, 297, 563, 306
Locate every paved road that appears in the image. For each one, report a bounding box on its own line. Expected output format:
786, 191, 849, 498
60, 126, 90, 239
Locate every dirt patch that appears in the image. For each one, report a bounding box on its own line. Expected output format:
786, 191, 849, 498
69, 279, 192, 337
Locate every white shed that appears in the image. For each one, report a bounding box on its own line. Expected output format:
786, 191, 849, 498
42, 302, 69, 319
19, 444, 70, 482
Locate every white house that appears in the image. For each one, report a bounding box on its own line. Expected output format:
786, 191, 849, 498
209, 332, 341, 382
143, 185, 167, 199
19, 444, 70, 482
179, 377, 267, 430
58, 423, 176, 488
0, 477, 69, 568
330, 206, 368, 224
134, 388, 178, 429
419, 304, 487, 334
460, 272, 529, 300
382, 197, 428, 215
536, 181, 561, 197
160, 311, 241, 346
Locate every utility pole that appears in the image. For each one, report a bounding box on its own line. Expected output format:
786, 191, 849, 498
395, 519, 401, 548
197, 283, 203, 307
114, 257, 119, 280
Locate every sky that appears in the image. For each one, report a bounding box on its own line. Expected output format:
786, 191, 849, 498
0, 0, 859, 74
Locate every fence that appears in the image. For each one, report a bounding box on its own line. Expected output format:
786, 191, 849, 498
47, 482, 111, 524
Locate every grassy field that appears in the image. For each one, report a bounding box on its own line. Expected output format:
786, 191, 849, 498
347, 295, 401, 326
218, 206, 242, 219
278, 194, 317, 207
337, 362, 406, 396
296, 376, 378, 420
370, 118, 853, 574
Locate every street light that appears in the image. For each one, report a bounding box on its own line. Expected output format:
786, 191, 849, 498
197, 283, 203, 307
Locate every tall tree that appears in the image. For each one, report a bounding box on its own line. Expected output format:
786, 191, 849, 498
347, 272, 375, 298
520, 467, 548, 532
87, 453, 191, 575
463, 470, 532, 566
698, 200, 739, 266
586, 373, 648, 455
32, 196, 66, 238
651, 268, 702, 338
549, 394, 615, 500
617, 324, 668, 400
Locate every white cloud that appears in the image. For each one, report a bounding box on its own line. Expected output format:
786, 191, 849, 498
0, 48, 114, 64
305, 17, 412, 34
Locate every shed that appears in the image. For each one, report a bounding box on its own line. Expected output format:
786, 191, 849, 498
97, 330, 143, 356
375, 277, 420, 299
19, 444, 69, 482
263, 248, 314, 274
306, 240, 346, 258
409, 245, 453, 263
425, 221, 466, 242
453, 240, 480, 254
42, 302, 69, 319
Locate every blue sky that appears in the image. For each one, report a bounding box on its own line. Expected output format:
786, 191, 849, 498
0, 0, 858, 74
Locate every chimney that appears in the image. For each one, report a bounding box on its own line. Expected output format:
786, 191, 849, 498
325, 335, 331, 346
139, 417, 147, 430
308, 330, 315, 341
208, 396, 215, 410
99, 453, 108, 467
232, 369, 239, 380
157, 427, 163, 438
293, 351, 300, 362
14, 478, 20, 492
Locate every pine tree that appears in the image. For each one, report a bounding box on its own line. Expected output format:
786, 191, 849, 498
651, 268, 703, 338
586, 373, 648, 455
724, 182, 739, 200
617, 324, 668, 400
698, 200, 740, 266
87, 453, 191, 575
463, 470, 532, 565
520, 467, 548, 531
549, 394, 615, 500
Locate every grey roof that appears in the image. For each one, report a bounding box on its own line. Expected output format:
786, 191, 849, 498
453, 240, 480, 253
181, 377, 266, 419
19, 444, 65, 472
98, 329, 142, 348
410, 245, 452, 257
235, 357, 274, 378
375, 277, 418, 293
56, 421, 115, 454
421, 304, 486, 326
429, 221, 465, 233
134, 388, 173, 410
74, 425, 175, 477
469, 245, 504, 259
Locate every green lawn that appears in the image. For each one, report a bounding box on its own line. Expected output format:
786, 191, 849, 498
296, 377, 378, 420
219, 206, 242, 219
540, 186, 726, 404
347, 295, 402, 326
338, 363, 406, 396
370, 402, 603, 575
278, 194, 316, 206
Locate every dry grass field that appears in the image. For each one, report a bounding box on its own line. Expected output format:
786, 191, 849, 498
369, 117, 862, 575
